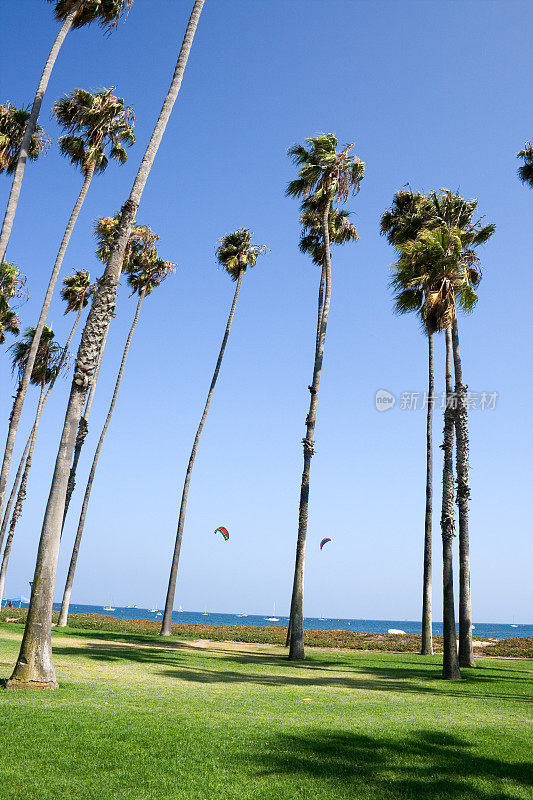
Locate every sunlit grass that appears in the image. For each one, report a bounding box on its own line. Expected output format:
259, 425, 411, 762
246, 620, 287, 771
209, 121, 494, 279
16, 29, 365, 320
0, 623, 531, 799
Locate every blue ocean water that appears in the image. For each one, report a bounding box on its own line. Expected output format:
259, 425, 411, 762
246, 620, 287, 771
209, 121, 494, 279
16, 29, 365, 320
36, 603, 533, 639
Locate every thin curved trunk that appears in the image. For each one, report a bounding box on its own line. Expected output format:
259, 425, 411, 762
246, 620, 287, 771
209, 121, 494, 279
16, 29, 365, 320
160, 272, 243, 636
7, 0, 205, 689
0, 388, 45, 605
289, 200, 332, 661
0, 166, 95, 528
286, 260, 325, 649
0, 309, 81, 599
451, 318, 474, 667
421, 333, 434, 654
61, 319, 111, 533
0, 4, 79, 264
441, 325, 461, 680
57, 294, 144, 627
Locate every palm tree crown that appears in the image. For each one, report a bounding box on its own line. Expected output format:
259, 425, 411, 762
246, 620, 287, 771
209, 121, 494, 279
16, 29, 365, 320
11, 326, 63, 387
0, 261, 23, 345
95, 215, 158, 271
286, 133, 365, 208
53, 88, 135, 175
216, 229, 267, 280
517, 142, 533, 187
299, 202, 359, 265
127, 257, 175, 297
50, 0, 134, 31
0, 104, 49, 175
60, 269, 93, 314
392, 226, 480, 335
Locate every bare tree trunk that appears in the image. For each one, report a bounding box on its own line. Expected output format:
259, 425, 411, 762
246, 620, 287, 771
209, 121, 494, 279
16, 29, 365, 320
58, 294, 144, 627
441, 326, 461, 680
289, 200, 332, 661
6, 0, 205, 689
160, 271, 243, 636
61, 318, 111, 533
421, 333, 433, 654
286, 261, 325, 649
0, 166, 95, 528
0, 5, 79, 264
451, 318, 474, 668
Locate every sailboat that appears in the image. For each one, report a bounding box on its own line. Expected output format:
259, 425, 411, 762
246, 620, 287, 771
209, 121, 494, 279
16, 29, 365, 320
265, 603, 279, 622
103, 602, 116, 611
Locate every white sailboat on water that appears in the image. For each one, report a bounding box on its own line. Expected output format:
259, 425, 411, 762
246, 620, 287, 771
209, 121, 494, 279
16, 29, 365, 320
265, 603, 279, 622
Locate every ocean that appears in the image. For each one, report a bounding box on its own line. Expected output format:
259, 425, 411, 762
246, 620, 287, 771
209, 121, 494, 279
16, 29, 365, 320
37, 603, 532, 639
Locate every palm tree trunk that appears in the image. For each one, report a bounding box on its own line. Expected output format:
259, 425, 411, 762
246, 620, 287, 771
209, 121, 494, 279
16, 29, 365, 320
421, 333, 434, 655
0, 4, 79, 264
57, 294, 144, 628
7, 0, 205, 689
288, 200, 333, 661
441, 325, 461, 680
0, 165, 95, 529
286, 261, 325, 649
160, 271, 243, 636
451, 318, 474, 668
0, 387, 46, 605
0, 308, 81, 597
61, 317, 111, 533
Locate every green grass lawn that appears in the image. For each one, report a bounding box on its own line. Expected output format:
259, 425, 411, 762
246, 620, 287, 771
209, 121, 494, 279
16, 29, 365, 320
0, 623, 531, 800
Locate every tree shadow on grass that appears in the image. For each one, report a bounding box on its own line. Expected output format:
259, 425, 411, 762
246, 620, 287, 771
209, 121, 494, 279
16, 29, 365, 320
49, 640, 531, 703
234, 728, 532, 800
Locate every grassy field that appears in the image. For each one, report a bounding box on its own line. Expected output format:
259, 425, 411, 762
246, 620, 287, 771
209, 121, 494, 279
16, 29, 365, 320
0, 622, 531, 800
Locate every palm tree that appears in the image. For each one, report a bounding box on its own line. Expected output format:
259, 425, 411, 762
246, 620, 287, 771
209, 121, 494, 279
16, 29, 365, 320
285, 201, 359, 647
0, 87, 134, 536
394, 225, 484, 679
7, 0, 205, 689
285, 133, 364, 660
517, 142, 533, 187
0, 271, 92, 559
382, 189, 494, 666
160, 228, 266, 636
0, 104, 49, 175
0, 327, 66, 604
425, 190, 494, 668
381, 189, 436, 655
0, 0, 134, 265
61, 217, 159, 530
58, 255, 174, 627
0, 261, 23, 345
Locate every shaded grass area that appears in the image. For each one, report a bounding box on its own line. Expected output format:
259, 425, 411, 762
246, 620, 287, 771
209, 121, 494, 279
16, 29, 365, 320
0, 623, 532, 799
1, 609, 530, 656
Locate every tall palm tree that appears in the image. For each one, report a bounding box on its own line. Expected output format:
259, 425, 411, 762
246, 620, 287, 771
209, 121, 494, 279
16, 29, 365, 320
58, 255, 174, 627
0, 88, 134, 534
7, 0, 205, 689
382, 189, 494, 666
285, 133, 364, 660
160, 228, 266, 636
0, 271, 92, 559
394, 225, 483, 679
61, 217, 159, 530
0, 104, 49, 175
285, 201, 359, 647
0, 327, 66, 604
0, 0, 134, 265
381, 189, 436, 656
425, 190, 494, 668
517, 142, 533, 187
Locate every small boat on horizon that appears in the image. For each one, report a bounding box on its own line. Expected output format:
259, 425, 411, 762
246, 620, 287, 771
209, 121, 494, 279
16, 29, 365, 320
103, 606, 115, 611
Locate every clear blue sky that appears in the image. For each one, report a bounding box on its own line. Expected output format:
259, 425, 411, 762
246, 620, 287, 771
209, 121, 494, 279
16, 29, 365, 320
1, 0, 531, 623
